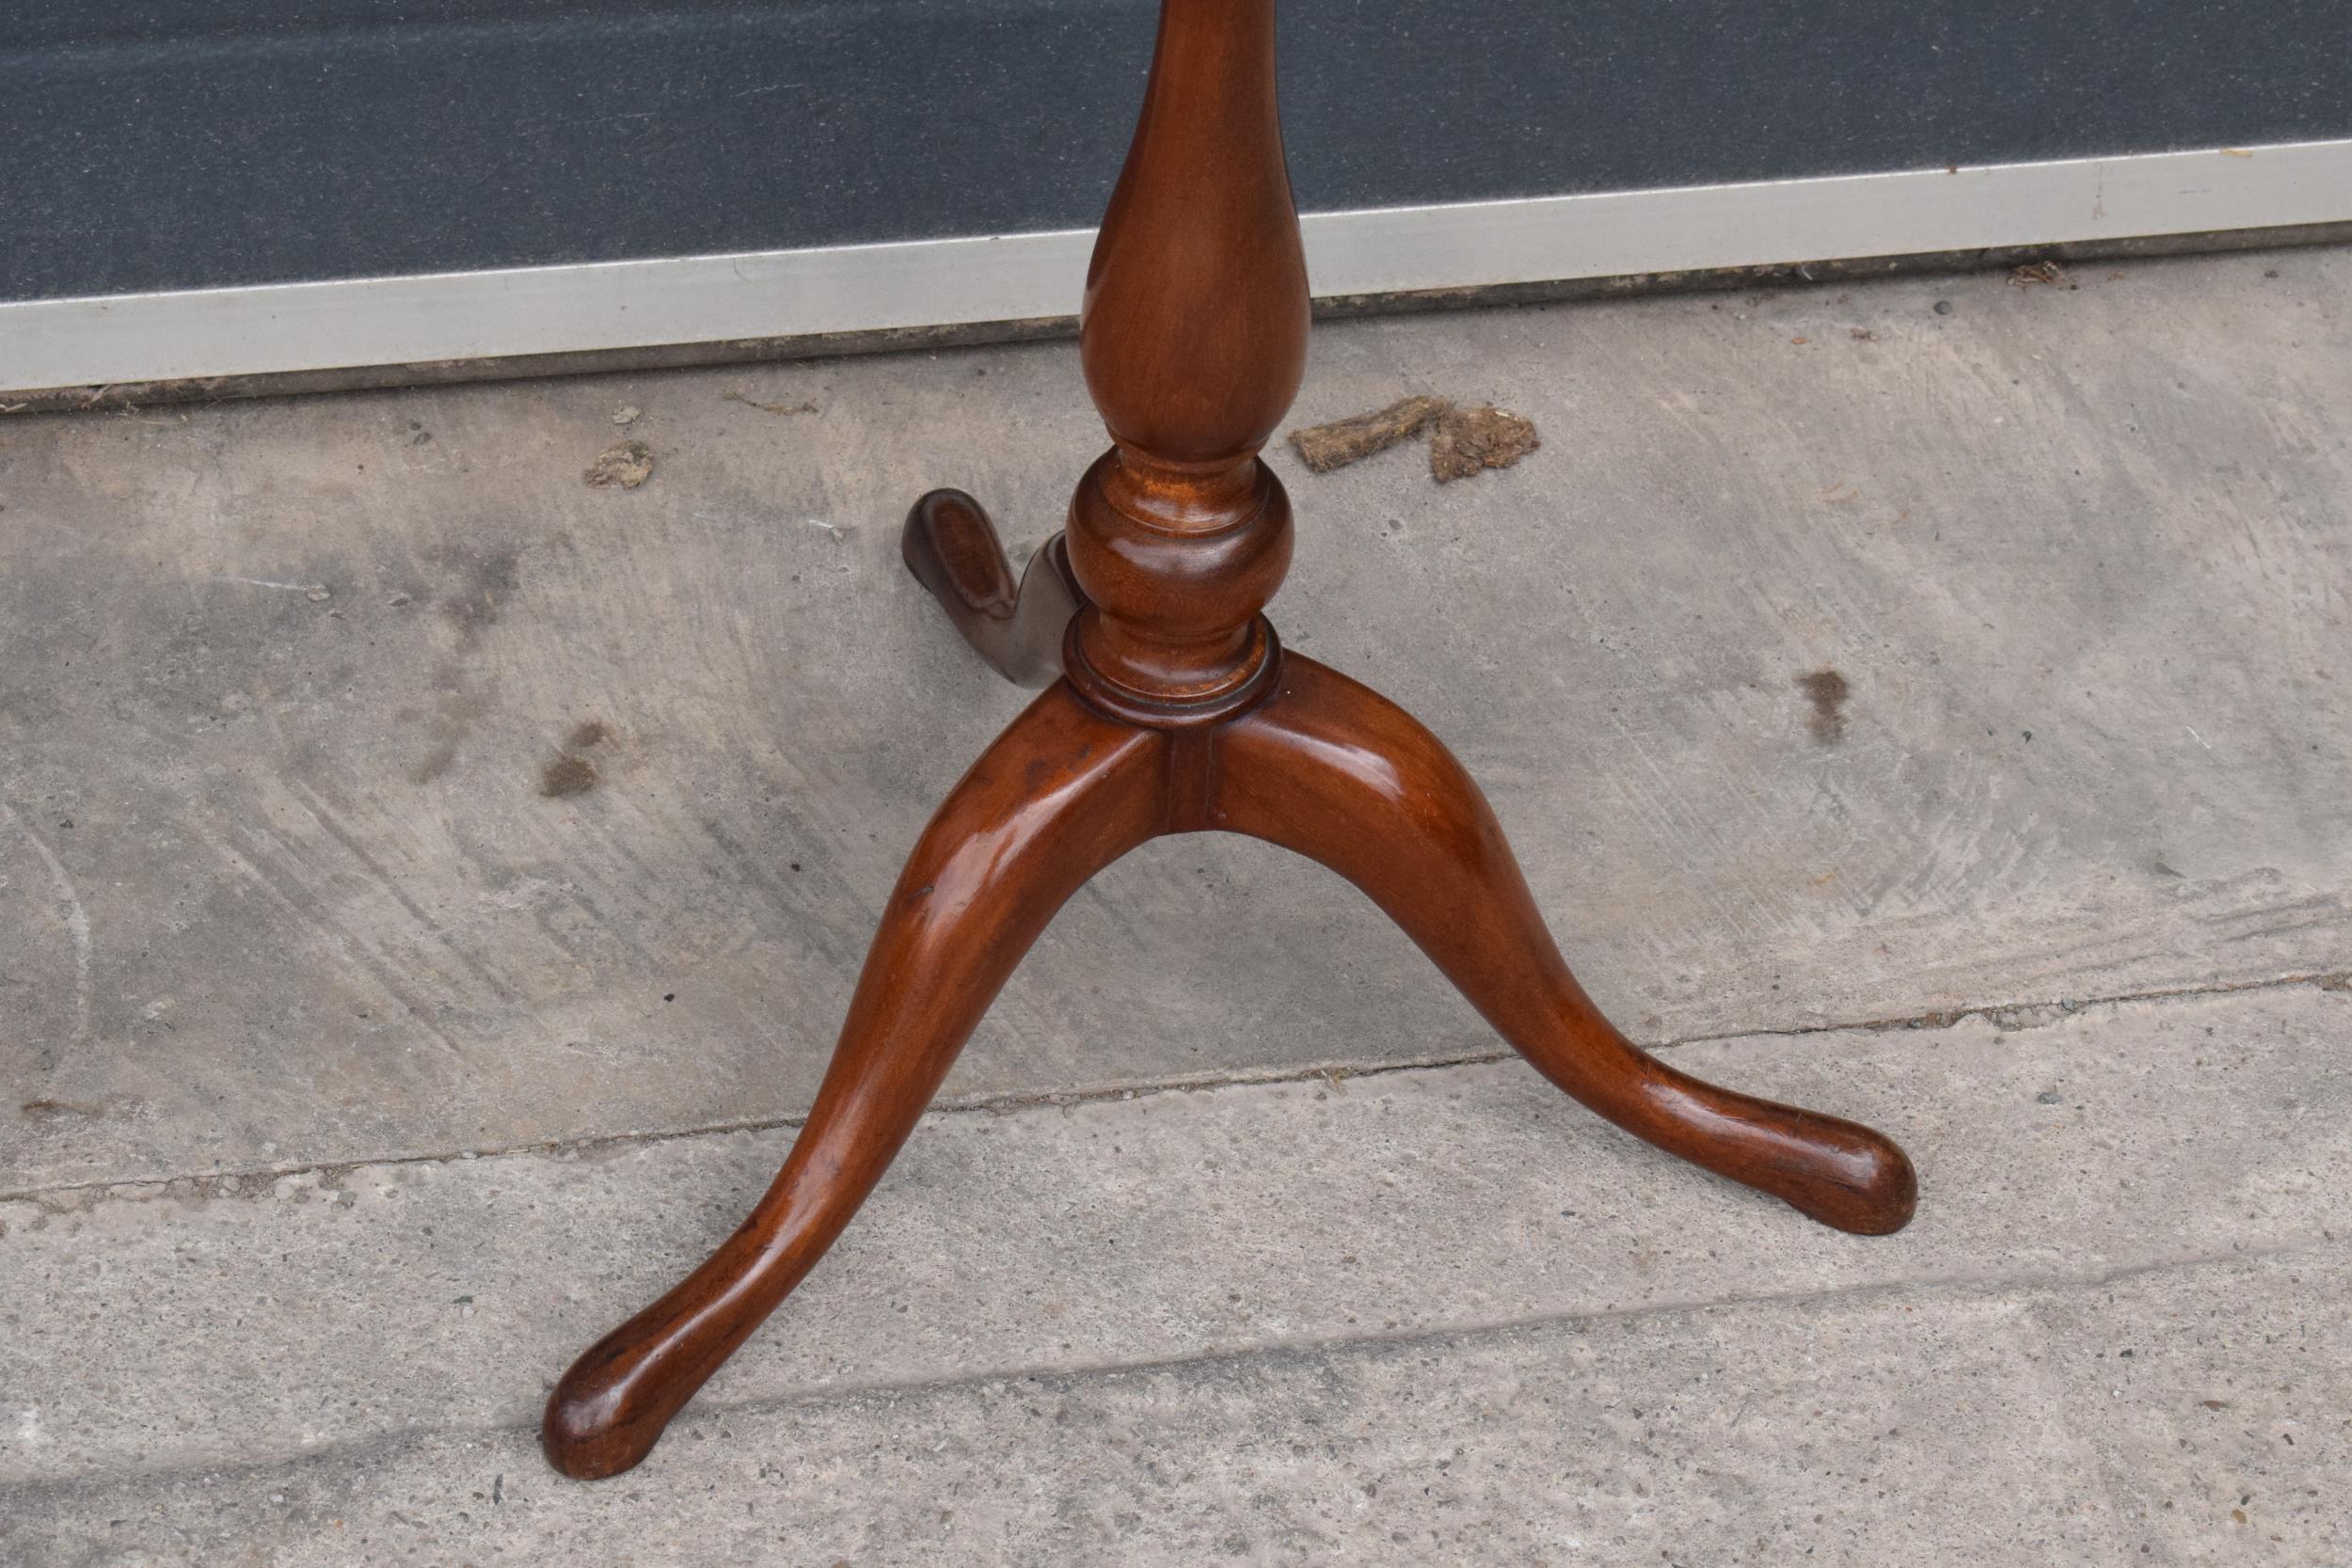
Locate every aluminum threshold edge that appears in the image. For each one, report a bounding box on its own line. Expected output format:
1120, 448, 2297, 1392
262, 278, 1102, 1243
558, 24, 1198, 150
4, 139, 2348, 396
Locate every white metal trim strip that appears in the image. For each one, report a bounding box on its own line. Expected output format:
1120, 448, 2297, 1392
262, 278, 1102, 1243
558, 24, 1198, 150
5, 139, 2347, 393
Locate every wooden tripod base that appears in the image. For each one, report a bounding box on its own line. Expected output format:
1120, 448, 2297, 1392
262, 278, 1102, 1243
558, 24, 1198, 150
541, 496, 1916, 1481
542, 0, 1915, 1480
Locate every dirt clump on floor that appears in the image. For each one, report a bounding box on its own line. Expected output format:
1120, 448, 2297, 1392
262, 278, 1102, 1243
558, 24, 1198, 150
1428, 405, 1540, 483
1288, 395, 1453, 472
584, 441, 654, 489
2010, 261, 2075, 290
1287, 395, 1542, 483
722, 388, 819, 416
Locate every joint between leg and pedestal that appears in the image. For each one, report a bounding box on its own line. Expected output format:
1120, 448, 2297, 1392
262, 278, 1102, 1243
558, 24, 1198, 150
1060, 610, 1284, 735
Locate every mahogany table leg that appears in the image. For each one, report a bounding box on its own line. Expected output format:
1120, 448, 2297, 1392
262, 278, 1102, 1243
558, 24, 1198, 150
542, 682, 1166, 1478
901, 489, 1083, 687
1212, 656, 1916, 1235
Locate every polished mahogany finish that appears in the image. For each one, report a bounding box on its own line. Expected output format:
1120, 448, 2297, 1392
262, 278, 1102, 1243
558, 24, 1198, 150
1216, 658, 1915, 1236
901, 488, 1082, 687
545, 0, 1916, 1481
1062, 0, 1305, 721
546, 683, 1164, 1478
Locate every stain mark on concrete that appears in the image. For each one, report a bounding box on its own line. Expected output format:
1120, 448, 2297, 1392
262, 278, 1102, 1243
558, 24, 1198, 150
215, 577, 329, 594
2, 801, 93, 1057
539, 720, 612, 797
1798, 669, 1851, 744
410, 674, 487, 785
409, 548, 520, 782
584, 440, 655, 488
538, 754, 599, 799
438, 546, 521, 651
20, 1100, 103, 1123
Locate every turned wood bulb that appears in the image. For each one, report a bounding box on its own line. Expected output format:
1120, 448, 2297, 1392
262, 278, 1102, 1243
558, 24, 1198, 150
1080, 0, 1310, 472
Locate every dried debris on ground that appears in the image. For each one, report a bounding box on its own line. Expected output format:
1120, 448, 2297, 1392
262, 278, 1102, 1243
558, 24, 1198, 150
722, 388, 819, 416
583, 440, 654, 489
2010, 261, 2076, 290
1286, 394, 1540, 483
1428, 405, 1541, 483
1287, 395, 1453, 472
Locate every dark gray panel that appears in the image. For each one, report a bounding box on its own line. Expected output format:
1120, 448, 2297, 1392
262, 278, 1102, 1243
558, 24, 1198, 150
7, 0, 2349, 301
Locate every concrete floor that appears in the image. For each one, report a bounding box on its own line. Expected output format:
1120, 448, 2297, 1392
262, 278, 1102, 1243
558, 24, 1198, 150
3, 245, 2348, 1564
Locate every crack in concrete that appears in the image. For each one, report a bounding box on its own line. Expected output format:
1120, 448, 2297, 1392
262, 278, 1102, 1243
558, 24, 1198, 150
6, 965, 2346, 1211
2, 1230, 2339, 1497
657, 1229, 2348, 1433
1675, 965, 2352, 1044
